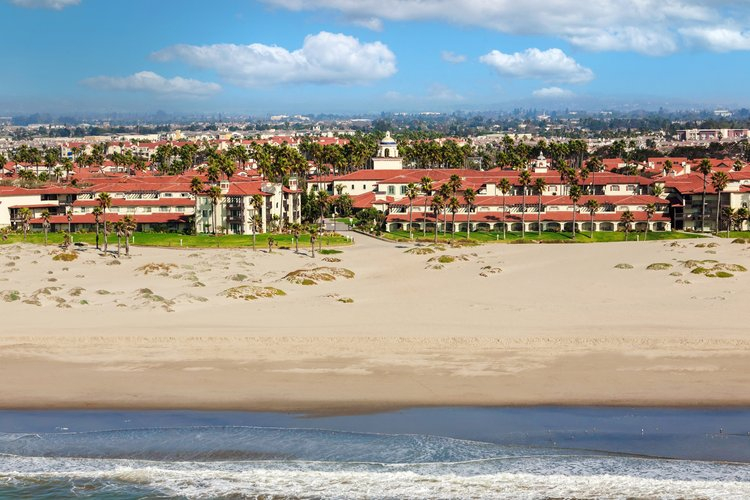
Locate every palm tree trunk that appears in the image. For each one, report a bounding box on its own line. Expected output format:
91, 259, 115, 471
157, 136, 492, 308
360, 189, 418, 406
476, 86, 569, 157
103, 212, 108, 252
423, 200, 428, 236
715, 192, 722, 234
700, 181, 707, 232
467, 208, 471, 239
537, 194, 542, 236
572, 204, 577, 238
409, 201, 413, 238
117, 235, 121, 257
521, 191, 526, 239
502, 196, 506, 240
442, 208, 447, 235
451, 212, 456, 240
212, 203, 217, 235
434, 214, 438, 243
95, 222, 100, 250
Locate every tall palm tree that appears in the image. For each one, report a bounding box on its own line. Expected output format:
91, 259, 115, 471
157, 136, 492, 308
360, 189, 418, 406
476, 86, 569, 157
448, 196, 460, 240
439, 184, 452, 235
190, 176, 204, 235
463, 187, 476, 239
290, 223, 301, 253
405, 182, 419, 239
585, 157, 602, 194
97, 192, 112, 253
41, 210, 50, 245
309, 224, 317, 258
498, 178, 511, 240
430, 194, 445, 243
696, 159, 712, 232
533, 177, 547, 236
711, 171, 729, 234
114, 221, 125, 257
620, 210, 635, 241
738, 207, 750, 232
722, 207, 737, 237
251, 194, 263, 250
92, 207, 102, 250
569, 184, 582, 238
123, 215, 136, 256
644, 203, 656, 241
518, 170, 532, 239
18, 208, 32, 240
420, 176, 433, 236
585, 199, 600, 239
206, 185, 223, 235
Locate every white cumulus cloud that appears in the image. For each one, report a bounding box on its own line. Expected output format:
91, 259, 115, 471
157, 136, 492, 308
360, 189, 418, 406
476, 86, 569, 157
82, 71, 221, 97
10, 0, 79, 9
260, 0, 750, 54
480, 48, 594, 84
441, 51, 466, 64
680, 26, 750, 52
532, 87, 574, 98
152, 32, 396, 87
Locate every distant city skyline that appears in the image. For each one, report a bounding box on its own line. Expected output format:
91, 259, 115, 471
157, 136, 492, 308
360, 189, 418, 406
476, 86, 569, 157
2, 0, 750, 115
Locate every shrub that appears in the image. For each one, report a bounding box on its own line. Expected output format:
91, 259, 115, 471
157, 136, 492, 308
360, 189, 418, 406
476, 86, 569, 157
614, 263, 633, 269
647, 263, 673, 271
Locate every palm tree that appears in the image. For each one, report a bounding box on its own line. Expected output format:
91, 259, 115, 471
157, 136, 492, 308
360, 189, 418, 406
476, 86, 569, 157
439, 184, 452, 235
711, 171, 729, 234
585, 157, 602, 194
696, 159, 712, 232
41, 210, 50, 245
569, 184, 582, 238
738, 207, 750, 232
317, 191, 330, 236
533, 178, 547, 236
722, 207, 736, 237
430, 194, 445, 243
309, 225, 317, 258
405, 182, 419, 239
97, 192, 112, 253
463, 187, 476, 239
644, 203, 656, 241
206, 185, 223, 235
420, 176, 433, 236
114, 221, 124, 257
519, 170, 532, 238
251, 194, 263, 250
290, 223, 301, 253
620, 210, 635, 241
92, 207, 102, 250
66, 209, 73, 239
18, 208, 32, 240
123, 215, 136, 256
190, 176, 204, 235
448, 196, 460, 240
498, 178, 511, 240
585, 199, 599, 239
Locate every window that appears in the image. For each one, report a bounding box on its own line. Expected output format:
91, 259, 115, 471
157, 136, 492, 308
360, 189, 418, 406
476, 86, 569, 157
363, 184, 366, 190
144, 207, 152, 213
351, 184, 355, 190
387, 185, 395, 195
164, 193, 173, 198
400, 185, 407, 195
611, 185, 620, 191
202, 210, 209, 218
160, 206, 169, 213
627, 185, 636, 191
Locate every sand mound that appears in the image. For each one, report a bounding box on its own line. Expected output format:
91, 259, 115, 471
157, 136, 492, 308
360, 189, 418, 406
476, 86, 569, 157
137, 263, 178, 275
283, 267, 355, 286
220, 286, 286, 300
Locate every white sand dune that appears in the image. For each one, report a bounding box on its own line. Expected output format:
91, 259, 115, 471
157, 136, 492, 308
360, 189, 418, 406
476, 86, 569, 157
0, 235, 749, 413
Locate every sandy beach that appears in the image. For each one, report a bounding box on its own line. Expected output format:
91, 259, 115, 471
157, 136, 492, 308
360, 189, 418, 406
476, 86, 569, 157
1, 234, 749, 413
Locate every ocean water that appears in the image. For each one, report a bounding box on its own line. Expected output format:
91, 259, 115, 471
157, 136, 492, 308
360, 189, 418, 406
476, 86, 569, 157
0, 408, 749, 499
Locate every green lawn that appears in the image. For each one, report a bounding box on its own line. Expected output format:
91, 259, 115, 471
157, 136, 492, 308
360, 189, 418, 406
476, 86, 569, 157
382, 229, 706, 244
717, 231, 750, 239
0, 232, 352, 249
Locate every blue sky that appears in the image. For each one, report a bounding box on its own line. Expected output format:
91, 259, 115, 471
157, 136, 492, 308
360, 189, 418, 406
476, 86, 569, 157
2, 0, 750, 115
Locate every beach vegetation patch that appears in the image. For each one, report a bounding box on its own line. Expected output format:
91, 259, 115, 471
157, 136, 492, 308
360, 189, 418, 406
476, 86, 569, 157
320, 249, 343, 255
96, 289, 111, 295
695, 243, 707, 248
106, 260, 121, 266
2, 290, 20, 302
227, 274, 249, 282
23, 298, 41, 306
714, 271, 734, 278
731, 238, 747, 244
647, 263, 673, 271
52, 252, 77, 262
322, 257, 342, 263
614, 263, 633, 269
479, 266, 502, 277
707, 242, 719, 248
137, 263, 177, 275
437, 255, 455, 264
79, 300, 89, 305
220, 286, 286, 301
338, 297, 354, 303
405, 247, 435, 255
283, 267, 355, 286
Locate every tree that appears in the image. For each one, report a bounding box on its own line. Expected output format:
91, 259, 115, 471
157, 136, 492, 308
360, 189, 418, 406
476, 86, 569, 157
533, 177, 547, 236
190, 176, 204, 235
251, 194, 263, 250
519, 170, 532, 238
290, 223, 301, 253
420, 176, 433, 236
620, 210, 634, 241
711, 171, 729, 234
123, 215, 136, 256
309, 225, 317, 258
569, 184, 582, 238
722, 207, 736, 237
114, 221, 125, 257
97, 192, 112, 253
585, 199, 600, 239
430, 194, 445, 243
738, 207, 750, 232
463, 187, 476, 239
405, 182, 419, 239
41, 210, 50, 245
92, 207, 102, 250
66, 209, 73, 240
585, 157, 602, 194
696, 159, 712, 232
644, 203, 656, 241
206, 185, 223, 235
18, 208, 32, 240
448, 196, 461, 240
439, 184, 452, 235
498, 178, 511, 240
